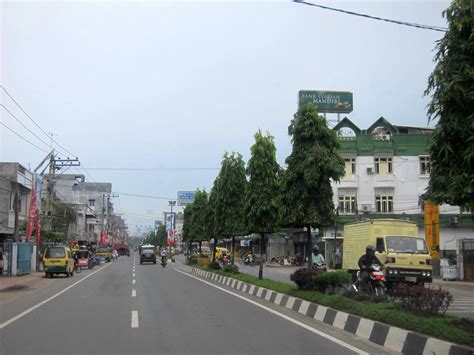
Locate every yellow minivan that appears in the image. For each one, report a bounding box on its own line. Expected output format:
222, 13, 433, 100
43, 246, 75, 278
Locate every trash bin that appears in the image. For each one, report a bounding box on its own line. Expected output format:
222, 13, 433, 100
442, 265, 458, 280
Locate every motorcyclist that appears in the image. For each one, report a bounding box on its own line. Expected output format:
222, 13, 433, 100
160, 248, 167, 264
358, 245, 384, 291
312, 247, 326, 270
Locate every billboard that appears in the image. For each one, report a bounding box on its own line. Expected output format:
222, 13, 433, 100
177, 191, 196, 206
298, 90, 353, 113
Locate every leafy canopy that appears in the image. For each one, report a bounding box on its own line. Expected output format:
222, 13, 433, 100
246, 130, 280, 234
281, 103, 345, 227
425, 0, 474, 206
214, 152, 247, 237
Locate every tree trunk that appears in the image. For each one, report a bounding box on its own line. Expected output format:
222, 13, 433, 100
198, 241, 202, 254
212, 238, 217, 263
306, 225, 313, 270
258, 233, 264, 279
231, 236, 235, 265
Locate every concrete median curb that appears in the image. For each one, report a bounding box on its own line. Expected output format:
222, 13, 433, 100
177, 265, 473, 355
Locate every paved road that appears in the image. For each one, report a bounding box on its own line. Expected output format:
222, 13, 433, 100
0, 254, 391, 355
236, 262, 474, 319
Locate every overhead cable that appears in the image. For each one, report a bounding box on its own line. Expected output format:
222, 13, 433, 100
1, 122, 49, 153
292, 0, 448, 32
113, 191, 176, 200
0, 85, 77, 158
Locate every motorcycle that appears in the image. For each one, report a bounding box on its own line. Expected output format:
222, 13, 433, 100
312, 262, 327, 272
161, 256, 167, 268
352, 263, 386, 296
88, 254, 97, 269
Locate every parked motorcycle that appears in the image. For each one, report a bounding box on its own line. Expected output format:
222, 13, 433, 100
352, 263, 386, 296
88, 254, 97, 269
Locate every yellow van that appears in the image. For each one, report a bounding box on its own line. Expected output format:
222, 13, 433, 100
96, 247, 112, 262
43, 246, 75, 278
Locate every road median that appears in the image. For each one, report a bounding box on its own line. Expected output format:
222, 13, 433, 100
177, 264, 474, 354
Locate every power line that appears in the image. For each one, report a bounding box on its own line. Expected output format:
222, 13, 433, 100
292, 1, 448, 32
113, 191, 176, 200
86, 167, 219, 171
1, 122, 49, 153
1, 104, 53, 151
0, 85, 77, 158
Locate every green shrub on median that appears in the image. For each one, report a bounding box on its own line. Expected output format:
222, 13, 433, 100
312, 271, 352, 293
223, 264, 239, 274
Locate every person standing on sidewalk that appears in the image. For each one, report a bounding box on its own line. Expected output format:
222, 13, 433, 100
0, 249, 4, 276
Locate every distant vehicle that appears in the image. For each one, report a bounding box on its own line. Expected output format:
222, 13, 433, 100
96, 247, 112, 262
139, 245, 156, 265
43, 246, 75, 278
115, 242, 130, 256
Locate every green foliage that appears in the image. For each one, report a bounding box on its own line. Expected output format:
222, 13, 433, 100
191, 189, 210, 242
49, 202, 77, 237
223, 264, 239, 273
214, 152, 247, 237
290, 268, 323, 291
281, 104, 345, 229
312, 271, 352, 293
41, 230, 66, 243
425, 0, 474, 206
188, 255, 198, 265
182, 204, 194, 242
245, 130, 280, 234
208, 261, 222, 270
144, 224, 167, 246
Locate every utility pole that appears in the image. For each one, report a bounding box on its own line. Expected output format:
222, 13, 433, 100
13, 185, 21, 242
168, 200, 176, 257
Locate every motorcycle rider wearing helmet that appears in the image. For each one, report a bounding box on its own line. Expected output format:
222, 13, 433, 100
358, 245, 383, 291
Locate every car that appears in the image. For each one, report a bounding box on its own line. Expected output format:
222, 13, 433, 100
42, 246, 75, 278
96, 247, 112, 262
139, 245, 156, 264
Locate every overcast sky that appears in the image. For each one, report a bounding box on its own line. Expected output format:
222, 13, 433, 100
1, 0, 449, 233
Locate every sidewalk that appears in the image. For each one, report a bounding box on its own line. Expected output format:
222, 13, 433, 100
0, 272, 45, 292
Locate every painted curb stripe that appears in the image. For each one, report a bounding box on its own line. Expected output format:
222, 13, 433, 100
186, 267, 473, 355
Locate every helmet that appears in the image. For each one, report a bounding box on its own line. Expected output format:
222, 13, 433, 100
366, 245, 376, 255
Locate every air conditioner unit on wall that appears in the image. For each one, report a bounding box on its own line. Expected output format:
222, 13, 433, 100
367, 167, 374, 174
362, 204, 371, 212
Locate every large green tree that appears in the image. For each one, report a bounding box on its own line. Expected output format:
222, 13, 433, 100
281, 104, 345, 268
246, 131, 280, 279
191, 189, 210, 249
182, 204, 194, 254
425, 0, 474, 207
214, 152, 247, 264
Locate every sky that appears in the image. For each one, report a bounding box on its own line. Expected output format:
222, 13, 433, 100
0, 0, 450, 233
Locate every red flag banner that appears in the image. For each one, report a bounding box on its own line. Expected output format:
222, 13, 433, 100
167, 229, 175, 245
25, 185, 40, 242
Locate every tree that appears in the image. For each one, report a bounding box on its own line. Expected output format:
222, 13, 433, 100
246, 130, 280, 279
182, 204, 194, 254
191, 189, 210, 252
207, 183, 220, 263
281, 103, 345, 268
214, 152, 247, 264
424, 0, 474, 207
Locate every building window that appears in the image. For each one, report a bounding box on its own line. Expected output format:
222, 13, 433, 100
375, 157, 393, 174
420, 156, 431, 175
376, 195, 393, 213
339, 196, 356, 214
89, 199, 95, 207
344, 158, 356, 175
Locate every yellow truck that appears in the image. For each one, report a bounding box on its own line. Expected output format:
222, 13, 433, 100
342, 219, 432, 287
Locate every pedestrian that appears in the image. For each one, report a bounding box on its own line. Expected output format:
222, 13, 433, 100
334, 248, 342, 270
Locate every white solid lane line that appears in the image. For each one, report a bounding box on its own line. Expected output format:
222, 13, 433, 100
133, 273, 136, 277
0, 263, 111, 330
132, 289, 137, 297
174, 268, 368, 355
132, 279, 136, 284
131, 311, 139, 328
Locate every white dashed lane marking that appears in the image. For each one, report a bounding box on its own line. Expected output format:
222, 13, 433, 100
132, 279, 136, 284
131, 311, 139, 328
132, 289, 136, 297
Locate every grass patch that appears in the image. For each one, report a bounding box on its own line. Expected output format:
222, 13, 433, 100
198, 266, 474, 348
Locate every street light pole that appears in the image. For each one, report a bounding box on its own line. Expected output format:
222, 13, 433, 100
168, 200, 176, 259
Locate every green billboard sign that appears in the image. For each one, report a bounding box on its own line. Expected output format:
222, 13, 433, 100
298, 90, 353, 113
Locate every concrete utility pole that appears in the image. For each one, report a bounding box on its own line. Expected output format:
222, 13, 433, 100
13, 186, 21, 242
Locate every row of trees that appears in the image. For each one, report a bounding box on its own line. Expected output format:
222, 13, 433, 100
182, 104, 345, 279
